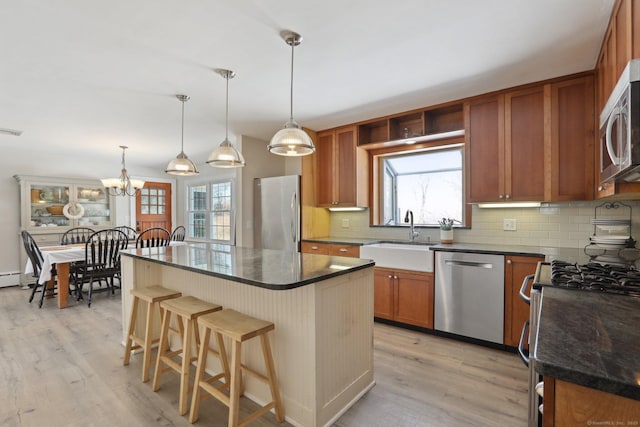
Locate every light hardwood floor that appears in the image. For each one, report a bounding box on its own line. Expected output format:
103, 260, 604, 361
0, 286, 528, 427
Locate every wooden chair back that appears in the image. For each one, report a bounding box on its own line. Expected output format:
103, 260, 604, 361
136, 227, 171, 248
113, 225, 137, 240
61, 227, 96, 245
21, 230, 44, 278
170, 225, 186, 242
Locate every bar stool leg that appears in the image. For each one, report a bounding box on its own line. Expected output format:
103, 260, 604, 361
152, 308, 172, 392
179, 317, 193, 416
215, 332, 231, 386
123, 296, 139, 366
188, 325, 211, 424
228, 340, 243, 427
141, 299, 155, 382
261, 334, 284, 422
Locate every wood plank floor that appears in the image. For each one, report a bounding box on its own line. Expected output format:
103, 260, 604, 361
0, 286, 528, 426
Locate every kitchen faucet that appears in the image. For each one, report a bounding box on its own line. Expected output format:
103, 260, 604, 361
404, 210, 419, 241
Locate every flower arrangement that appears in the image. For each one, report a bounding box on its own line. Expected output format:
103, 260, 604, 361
438, 218, 456, 230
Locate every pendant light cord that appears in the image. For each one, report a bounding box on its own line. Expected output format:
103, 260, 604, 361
289, 41, 295, 122
180, 99, 185, 152
225, 72, 229, 140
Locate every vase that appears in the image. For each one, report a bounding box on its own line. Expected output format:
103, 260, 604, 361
440, 229, 453, 244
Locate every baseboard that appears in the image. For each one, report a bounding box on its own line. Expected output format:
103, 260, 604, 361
0, 271, 21, 288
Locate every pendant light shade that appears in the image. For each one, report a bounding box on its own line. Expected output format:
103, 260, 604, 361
207, 69, 245, 168
268, 30, 315, 157
166, 94, 199, 176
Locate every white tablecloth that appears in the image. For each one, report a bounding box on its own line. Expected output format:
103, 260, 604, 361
25, 241, 186, 285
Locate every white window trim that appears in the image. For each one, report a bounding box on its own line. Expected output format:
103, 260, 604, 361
186, 179, 236, 244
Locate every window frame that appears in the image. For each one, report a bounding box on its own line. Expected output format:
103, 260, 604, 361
370, 138, 470, 228
186, 179, 236, 243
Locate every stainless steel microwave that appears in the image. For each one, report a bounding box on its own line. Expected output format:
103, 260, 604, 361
599, 59, 640, 183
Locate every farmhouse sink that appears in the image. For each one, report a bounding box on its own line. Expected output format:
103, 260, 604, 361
359, 242, 434, 272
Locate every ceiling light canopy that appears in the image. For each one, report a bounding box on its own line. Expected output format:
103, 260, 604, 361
101, 146, 145, 197
268, 30, 315, 157
207, 68, 246, 168
165, 94, 199, 176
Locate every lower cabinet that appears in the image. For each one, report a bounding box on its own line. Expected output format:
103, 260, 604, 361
504, 255, 544, 347
543, 377, 640, 426
374, 267, 434, 328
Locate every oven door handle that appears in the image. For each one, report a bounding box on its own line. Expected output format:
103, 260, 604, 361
519, 274, 534, 304
518, 319, 530, 367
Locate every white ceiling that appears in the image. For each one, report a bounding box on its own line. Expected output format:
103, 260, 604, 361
1, 0, 615, 172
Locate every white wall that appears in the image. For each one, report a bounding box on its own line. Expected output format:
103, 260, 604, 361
328, 200, 640, 248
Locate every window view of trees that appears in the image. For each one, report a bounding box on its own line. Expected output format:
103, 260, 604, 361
187, 181, 234, 242
381, 147, 463, 226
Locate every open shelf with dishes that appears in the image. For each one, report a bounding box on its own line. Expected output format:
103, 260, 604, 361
587, 202, 635, 250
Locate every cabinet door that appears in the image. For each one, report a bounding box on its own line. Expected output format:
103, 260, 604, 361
467, 95, 505, 202
548, 76, 595, 201
335, 126, 357, 206
394, 270, 433, 328
504, 255, 543, 347
316, 130, 335, 207
374, 268, 395, 320
505, 87, 545, 201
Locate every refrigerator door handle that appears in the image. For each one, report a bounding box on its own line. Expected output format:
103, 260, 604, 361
291, 192, 297, 243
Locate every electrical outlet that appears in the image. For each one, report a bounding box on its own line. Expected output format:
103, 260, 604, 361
503, 218, 517, 231
341, 218, 350, 228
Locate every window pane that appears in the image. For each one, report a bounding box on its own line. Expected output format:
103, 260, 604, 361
381, 147, 463, 226
150, 205, 157, 214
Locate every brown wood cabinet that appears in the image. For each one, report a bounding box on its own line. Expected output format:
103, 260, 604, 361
300, 241, 360, 258
467, 87, 546, 203
543, 377, 640, 426
373, 267, 433, 328
503, 255, 543, 347
467, 76, 595, 204
316, 126, 368, 207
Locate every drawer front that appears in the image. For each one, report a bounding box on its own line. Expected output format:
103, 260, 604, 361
330, 244, 360, 258
301, 242, 331, 255
32, 233, 62, 246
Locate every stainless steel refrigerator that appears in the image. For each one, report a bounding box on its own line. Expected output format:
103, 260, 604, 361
253, 175, 300, 251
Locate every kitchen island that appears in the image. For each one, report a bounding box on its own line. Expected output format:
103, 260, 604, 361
119, 243, 375, 427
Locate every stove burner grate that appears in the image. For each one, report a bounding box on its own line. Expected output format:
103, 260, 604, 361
550, 260, 640, 297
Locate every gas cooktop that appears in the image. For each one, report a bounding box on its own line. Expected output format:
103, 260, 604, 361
536, 260, 640, 297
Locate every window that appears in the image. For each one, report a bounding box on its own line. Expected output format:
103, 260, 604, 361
378, 145, 464, 226
187, 180, 235, 243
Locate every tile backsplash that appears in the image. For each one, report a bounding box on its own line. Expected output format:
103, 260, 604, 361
329, 200, 640, 249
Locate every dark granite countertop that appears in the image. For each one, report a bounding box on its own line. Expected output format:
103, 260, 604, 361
303, 237, 384, 246
121, 243, 374, 290
428, 243, 591, 263
533, 286, 640, 400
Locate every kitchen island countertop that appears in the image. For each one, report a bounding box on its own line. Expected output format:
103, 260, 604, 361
534, 286, 640, 400
121, 243, 374, 290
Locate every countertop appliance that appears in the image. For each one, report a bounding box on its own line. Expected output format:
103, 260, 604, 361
519, 260, 640, 426
434, 251, 504, 344
253, 175, 300, 252
599, 58, 640, 183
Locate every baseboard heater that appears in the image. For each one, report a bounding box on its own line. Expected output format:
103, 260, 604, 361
0, 271, 21, 287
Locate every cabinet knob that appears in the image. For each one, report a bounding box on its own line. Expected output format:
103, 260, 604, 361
598, 184, 607, 192
394, 276, 398, 280
505, 194, 511, 199
506, 259, 512, 264
339, 248, 347, 252
388, 275, 393, 279
499, 194, 504, 199
311, 246, 319, 250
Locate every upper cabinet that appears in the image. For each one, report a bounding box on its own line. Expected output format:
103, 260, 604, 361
15, 175, 114, 233
316, 125, 368, 207
467, 75, 595, 203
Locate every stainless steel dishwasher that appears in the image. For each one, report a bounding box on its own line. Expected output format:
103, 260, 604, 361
434, 251, 505, 344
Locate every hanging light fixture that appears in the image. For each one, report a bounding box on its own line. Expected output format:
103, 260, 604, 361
101, 146, 145, 196
268, 30, 315, 157
165, 94, 199, 176
206, 68, 246, 168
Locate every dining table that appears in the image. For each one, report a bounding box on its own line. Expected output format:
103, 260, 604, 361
25, 241, 186, 309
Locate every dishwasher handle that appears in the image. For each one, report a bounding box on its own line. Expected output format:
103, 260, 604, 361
518, 319, 530, 367
519, 274, 534, 304
444, 259, 493, 269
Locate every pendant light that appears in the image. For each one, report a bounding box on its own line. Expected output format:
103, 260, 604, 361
165, 94, 199, 176
268, 30, 315, 157
206, 69, 246, 168
101, 146, 145, 196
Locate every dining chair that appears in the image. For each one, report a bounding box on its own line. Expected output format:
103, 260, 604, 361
21, 230, 60, 308
113, 225, 137, 241
60, 227, 96, 245
170, 225, 185, 242
73, 229, 129, 307
136, 227, 171, 248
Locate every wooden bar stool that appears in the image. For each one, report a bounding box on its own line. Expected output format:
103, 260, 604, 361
152, 296, 222, 415
189, 309, 284, 426
123, 285, 182, 382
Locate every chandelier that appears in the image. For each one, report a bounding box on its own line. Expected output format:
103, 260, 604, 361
101, 145, 145, 196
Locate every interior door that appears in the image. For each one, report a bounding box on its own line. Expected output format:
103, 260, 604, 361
136, 181, 172, 234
